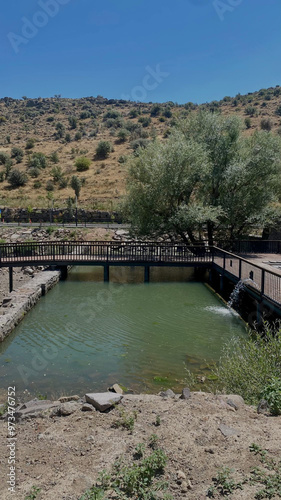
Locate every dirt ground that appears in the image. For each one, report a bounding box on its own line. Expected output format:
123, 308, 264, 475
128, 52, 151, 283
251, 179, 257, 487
0, 392, 280, 500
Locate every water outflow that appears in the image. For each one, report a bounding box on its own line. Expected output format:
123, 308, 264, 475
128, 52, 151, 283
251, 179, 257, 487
228, 278, 258, 309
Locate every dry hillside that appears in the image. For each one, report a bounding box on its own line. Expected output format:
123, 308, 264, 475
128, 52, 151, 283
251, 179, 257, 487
0, 86, 280, 210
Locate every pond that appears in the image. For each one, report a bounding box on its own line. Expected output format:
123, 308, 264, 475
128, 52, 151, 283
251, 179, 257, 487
0, 266, 246, 398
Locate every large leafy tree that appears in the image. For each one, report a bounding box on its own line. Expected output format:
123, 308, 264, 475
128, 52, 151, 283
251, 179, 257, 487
124, 112, 281, 244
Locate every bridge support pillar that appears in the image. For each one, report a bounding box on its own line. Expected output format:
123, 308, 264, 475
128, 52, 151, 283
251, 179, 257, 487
104, 264, 110, 282
9, 267, 13, 293
144, 265, 150, 283
60, 266, 68, 280
219, 274, 224, 294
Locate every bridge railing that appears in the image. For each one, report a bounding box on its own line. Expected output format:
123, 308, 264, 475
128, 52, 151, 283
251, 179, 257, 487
213, 247, 281, 305
0, 241, 214, 265
232, 240, 281, 254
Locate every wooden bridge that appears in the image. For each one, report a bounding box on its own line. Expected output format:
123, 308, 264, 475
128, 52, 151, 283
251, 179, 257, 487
1, 240, 281, 313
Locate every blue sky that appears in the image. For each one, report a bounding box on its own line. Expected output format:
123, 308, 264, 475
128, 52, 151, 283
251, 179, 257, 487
1, 0, 280, 104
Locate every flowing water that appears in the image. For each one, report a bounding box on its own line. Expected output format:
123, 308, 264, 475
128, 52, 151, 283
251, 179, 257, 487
0, 266, 246, 398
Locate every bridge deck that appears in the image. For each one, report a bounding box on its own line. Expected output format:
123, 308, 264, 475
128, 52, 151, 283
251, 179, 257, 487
1, 241, 281, 307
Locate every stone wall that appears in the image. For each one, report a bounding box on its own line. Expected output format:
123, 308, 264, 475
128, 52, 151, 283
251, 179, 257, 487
0, 208, 122, 224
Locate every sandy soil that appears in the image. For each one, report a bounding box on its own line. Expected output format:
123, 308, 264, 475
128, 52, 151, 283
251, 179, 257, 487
0, 392, 280, 500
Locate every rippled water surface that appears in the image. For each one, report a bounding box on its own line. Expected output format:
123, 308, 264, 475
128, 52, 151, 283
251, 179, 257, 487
0, 266, 246, 397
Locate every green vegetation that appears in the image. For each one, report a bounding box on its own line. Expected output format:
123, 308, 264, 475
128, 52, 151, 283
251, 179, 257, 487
124, 112, 281, 244
25, 138, 36, 150
24, 486, 41, 500
8, 169, 28, 188
75, 156, 91, 171
261, 377, 281, 415
95, 140, 111, 159
70, 175, 82, 199
208, 444, 281, 499
213, 327, 281, 405
79, 440, 169, 500
112, 408, 138, 433
11, 147, 24, 163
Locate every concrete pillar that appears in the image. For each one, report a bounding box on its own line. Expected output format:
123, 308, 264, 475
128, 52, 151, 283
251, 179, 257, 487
144, 265, 150, 283
104, 264, 110, 282
60, 266, 68, 280
9, 267, 13, 293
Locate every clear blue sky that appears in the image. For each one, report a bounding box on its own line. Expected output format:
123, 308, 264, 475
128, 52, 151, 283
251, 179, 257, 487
1, 0, 280, 104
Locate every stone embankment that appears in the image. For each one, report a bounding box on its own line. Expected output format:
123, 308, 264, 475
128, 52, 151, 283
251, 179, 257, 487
0, 268, 61, 342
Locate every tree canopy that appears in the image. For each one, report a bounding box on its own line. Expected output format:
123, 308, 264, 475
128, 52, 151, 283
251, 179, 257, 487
123, 112, 281, 244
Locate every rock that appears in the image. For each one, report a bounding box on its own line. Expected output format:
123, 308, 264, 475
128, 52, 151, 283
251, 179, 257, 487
58, 395, 80, 403
82, 403, 95, 412
226, 399, 238, 411
85, 392, 123, 412
257, 399, 269, 414
180, 387, 191, 400
57, 402, 81, 416
220, 394, 244, 408
23, 267, 34, 276
218, 423, 239, 437
177, 470, 186, 480
108, 384, 124, 395
159, 389, 175, 398
181, 481, 188, 493
15, 399, 61, 419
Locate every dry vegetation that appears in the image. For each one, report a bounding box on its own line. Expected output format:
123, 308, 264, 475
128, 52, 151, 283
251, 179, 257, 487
0, 86, 281, 210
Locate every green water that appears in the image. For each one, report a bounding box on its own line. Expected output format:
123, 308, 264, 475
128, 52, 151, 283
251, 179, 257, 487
0, 266, 246, 398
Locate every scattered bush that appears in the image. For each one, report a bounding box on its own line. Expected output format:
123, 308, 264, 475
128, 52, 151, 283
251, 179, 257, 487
130, 138, 150, 152
75, 156, 91, 172
138, 116, 151, 127
8, 169, 28, 188
275, 105, 281, 116
55, 122, 65, 139
245, 117, 251, 129
68, 116, 77, 129
70, 175, 82, 198
0, 152, 12, 166
129, 108, 139, 118
29, 167, 41, 178
25, 138, 36, 150
33, 180, 42, 189
28, 153, 47, 169
51, 166, 63, 182
74, 131, 82, 141
245, 106, 256, 117
150, 104, 162, 117
11, 147, 24, 163
117, 129, 129, 143
260, 118, 272, 131
46, 180, 55, 191
59, 177, 68, 189
261, 377, 281, 415
50, 151, 59, 163
95, 141, 111, 159
65, 133, 71, 143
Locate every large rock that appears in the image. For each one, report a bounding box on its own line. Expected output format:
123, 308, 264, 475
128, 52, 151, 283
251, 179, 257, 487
159, 389, 175, 398
219, 394, 244, 409
108, 384, 124, 395
218, 423, 239, 437
85, 392, 123, 412
57, 402, 81, 416
14, 399, 61, 419
180, 388, 191, 400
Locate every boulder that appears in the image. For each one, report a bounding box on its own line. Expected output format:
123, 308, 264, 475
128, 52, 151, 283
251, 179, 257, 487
159, 389, 175, 398
108, 384, 124, 395
82, 403, 95, 412
15, 399, 60, 419
218, 423, 239, 437
57, 402, 81, 416
180, 388, 191, 400
85, 392, 123, 412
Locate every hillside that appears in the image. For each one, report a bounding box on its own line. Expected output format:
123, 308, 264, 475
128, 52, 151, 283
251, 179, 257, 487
0, 86, 280, 210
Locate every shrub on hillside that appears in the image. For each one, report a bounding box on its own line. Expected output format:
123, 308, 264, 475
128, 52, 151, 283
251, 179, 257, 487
28, 152, 47, 169
275, 105, 281, 116
75, 156, 91, 172
260, 118, 272, 131
11, 147, 24, 163
8, 169, 28, 188
95, 141, 111, 159
25, 138, 36, 150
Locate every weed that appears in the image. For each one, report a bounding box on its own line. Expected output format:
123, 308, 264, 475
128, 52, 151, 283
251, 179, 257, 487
80, 443, 168, 500
207, 467, 243, 497
113, 408, 137, 433
0, 402, 8, 417
149, 434, 159, 450
261, 377, 281, 416
37, 393, 47, 401
134, 443, 145, 459
155, 415, 161, 426
25, 486, 41, 499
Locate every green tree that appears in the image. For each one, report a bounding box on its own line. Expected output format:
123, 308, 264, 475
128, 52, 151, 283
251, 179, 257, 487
70, 175, 82, 199
124, 112, 281, 244
8, 169, 28, 188
95, 141, 111, 159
